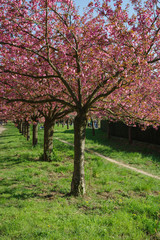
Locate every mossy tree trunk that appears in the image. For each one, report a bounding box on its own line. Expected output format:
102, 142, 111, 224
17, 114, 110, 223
71, 113, 87, 196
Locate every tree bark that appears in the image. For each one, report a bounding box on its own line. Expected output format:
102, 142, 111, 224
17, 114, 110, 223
22, 121, 27, 137
32, 123, 38, 146
19, 121, 22, 133
26, 122, 30, 141
107, 121, 111, 139
43, 117, 55, 161
71, 113, 87, 196
97, 119, 100, 129
21, 121, 24, 135
128, 126, 132, 144
16, 120, 19, 131
91, 118, 95, 136
67, 119, 69, 129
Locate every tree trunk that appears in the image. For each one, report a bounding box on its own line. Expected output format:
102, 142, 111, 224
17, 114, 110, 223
43, 117, 55, 161
128, 126, 132, 144
26, 122, 30, 141
19, 121, 22, 133
97, 119, 100, 129
71, 113, 87, 196
16, 120, 19, 131
67, 119, 69, 129
22, 121, 27, 137
32, 123, 38, 146
91, 118, 95, 136
107, 121, 111, 139
21, 122, 24, 135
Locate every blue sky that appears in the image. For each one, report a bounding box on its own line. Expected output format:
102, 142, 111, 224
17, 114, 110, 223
74, 0, 98, 14
74, 0, 92, 9
73, 0, 135, 16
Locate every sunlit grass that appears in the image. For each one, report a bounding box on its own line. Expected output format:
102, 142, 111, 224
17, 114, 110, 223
0, 123, 160, 239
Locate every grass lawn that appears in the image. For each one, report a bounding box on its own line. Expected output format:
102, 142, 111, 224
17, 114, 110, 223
54, 125, 160, 176
0, 123, 160, 240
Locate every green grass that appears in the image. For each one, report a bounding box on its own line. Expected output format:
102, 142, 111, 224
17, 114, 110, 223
54, 125, 160, 176
0, 123, 160, 240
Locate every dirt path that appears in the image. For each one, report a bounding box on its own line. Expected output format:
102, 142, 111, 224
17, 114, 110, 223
0, 126, 6, 134
55, 137, 160, 181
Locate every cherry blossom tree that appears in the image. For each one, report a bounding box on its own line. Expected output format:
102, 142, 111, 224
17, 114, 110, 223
37, 102, 73, 161
0, 0, 159, 195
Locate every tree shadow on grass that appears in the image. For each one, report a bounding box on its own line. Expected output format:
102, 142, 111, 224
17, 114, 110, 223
0, 177, 67, 201
0, 141, 20, 148
0, 155, 43, 168
0, 134, 20, 138
62, 128, 160, 165
0, 141, 73, 168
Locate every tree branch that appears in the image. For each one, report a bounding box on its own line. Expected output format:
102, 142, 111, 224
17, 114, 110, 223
0, 69, 59, 79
